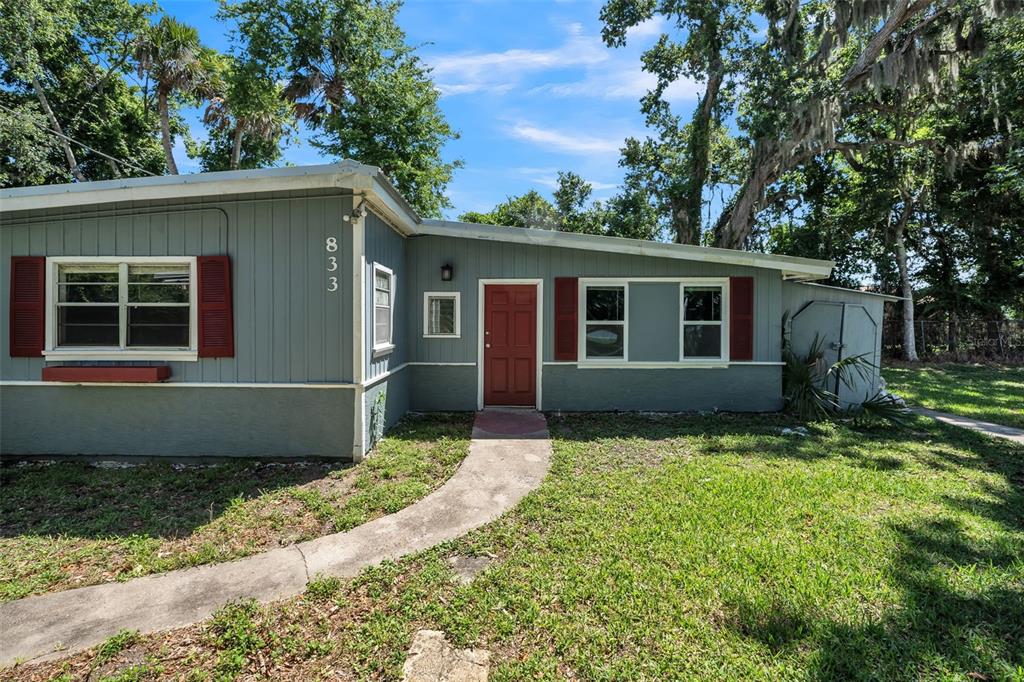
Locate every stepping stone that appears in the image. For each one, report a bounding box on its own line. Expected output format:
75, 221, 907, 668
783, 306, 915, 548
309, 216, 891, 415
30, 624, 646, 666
447, 555, 493, 585
402, 630, 490, 682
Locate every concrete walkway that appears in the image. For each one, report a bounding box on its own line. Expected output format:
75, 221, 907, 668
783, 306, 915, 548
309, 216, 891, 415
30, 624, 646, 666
0, 410, 551, 667
913, 407, 1024, 445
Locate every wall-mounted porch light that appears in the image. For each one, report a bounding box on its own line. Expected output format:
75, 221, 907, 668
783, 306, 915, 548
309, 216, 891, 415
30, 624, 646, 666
441, 263, 454, 281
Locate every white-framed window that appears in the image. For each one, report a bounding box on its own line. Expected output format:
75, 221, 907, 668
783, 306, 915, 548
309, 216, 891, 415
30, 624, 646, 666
423, 292, 460, 338
680, 282, 728, 360
580, 281, 628, 360
44, 256, 198, 361
372, 263, 394, 351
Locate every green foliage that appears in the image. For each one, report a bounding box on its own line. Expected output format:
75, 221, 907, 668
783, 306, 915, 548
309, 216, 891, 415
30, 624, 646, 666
0, 0, 165, 185
460, 171, 662, 240
601, 0, 752, 244
219, 0, 460, 217
196, 57, 295, 171
96, 629, 141, 663
135, 14, 222, 174
305, 575, 342, 602
459, 190, 559, 230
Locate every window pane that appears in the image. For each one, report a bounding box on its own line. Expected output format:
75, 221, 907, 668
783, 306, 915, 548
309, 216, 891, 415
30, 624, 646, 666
428, 297, 456, 335
375, 306, 391, 344
128, 265, 189, 283
59, 266, 118, 283
375, 271, 390, 292
127, 306, 189, 347
58, 306, 119, 346
683, 287, 722, 321
585, 324, 624, 358
374, 289, 390, 306
58, 266, 118, 302
683, 324, 722, 358
586, 287, 624, 321
59, 283, 118, 303
129, 284, 189, 303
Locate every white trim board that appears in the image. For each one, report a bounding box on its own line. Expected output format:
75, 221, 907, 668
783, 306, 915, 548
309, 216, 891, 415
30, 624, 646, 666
0, 381, 360, 388
477, 278, 543, 411
420, 220, 833, 280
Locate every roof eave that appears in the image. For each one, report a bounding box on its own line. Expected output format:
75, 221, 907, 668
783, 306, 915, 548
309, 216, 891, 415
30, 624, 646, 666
418, 219, 834, 280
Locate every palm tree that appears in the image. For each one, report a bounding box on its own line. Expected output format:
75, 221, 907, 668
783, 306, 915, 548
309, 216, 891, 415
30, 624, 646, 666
135, 16, 219, 174
203, 59, 289, 170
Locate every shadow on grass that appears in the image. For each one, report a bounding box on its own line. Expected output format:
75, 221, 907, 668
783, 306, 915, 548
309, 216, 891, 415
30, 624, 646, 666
0, 412, 474, 542
550, 411, 1024, 678
0, 460, 344, 540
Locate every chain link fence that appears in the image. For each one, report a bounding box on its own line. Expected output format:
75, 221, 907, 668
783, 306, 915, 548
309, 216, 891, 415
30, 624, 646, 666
883, 319, 1024, 362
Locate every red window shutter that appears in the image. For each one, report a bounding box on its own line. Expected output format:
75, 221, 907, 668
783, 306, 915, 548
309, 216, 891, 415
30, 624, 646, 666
729, 276, 754, 361
197, 256, 234, 358
9, 256, 45, 357
554, 277, 578, 361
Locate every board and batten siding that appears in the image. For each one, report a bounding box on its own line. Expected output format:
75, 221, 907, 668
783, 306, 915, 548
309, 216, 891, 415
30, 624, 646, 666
364, 210, 407, 380
404, 233, 783, 364
0, 190, 355, 384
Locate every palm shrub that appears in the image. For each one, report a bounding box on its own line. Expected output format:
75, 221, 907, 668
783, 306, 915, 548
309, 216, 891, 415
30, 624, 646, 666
782, 314, 907, 424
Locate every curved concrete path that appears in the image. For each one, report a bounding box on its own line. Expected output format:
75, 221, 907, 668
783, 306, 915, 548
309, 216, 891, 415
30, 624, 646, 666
913, 407, 1024, 444
0, 410, 551, 667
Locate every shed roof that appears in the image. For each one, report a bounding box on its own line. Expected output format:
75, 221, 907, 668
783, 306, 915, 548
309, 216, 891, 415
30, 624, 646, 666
0, 161, 834, 280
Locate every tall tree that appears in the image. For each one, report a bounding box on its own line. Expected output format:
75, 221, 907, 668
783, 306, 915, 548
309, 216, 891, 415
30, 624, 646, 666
199, 58, 294, 171
135, 15, 221, 175
716, 0, 1018, 249
1, 0, 164, 185
219, 0, 461, 217
601, 0, 752, 244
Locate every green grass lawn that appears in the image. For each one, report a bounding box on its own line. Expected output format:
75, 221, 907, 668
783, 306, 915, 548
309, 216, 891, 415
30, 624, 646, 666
16, 413, 1023, 681
883, 363, 1024, 429
0, 414, 472, 602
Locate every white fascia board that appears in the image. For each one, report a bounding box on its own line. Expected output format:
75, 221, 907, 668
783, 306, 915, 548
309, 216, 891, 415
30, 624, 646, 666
418, 219, 834, 280
0, 162, 420, 232
794, 281, 905, 302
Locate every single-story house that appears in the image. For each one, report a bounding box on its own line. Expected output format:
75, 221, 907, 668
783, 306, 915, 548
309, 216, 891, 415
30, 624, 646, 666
1, 161, 898, 460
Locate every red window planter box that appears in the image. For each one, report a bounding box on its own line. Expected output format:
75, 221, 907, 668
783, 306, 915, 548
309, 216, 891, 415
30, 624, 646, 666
42, 366, 172, 383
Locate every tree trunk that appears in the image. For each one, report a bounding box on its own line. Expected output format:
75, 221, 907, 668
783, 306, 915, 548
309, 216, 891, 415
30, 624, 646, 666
715, 141, 782, 249
230, 124, 244, 170
32, 76, 85, 182
675, 54, 724, 245
894, 206, 919, 362
158, 90, 179, 175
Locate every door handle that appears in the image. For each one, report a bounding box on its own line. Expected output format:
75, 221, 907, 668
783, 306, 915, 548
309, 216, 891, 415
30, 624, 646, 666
485, 343, 491, 348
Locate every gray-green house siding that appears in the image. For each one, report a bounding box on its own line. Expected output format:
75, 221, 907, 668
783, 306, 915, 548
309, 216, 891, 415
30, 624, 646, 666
1, 190, 356, 383
1, 190, 360, 459
402, 233, 785, 412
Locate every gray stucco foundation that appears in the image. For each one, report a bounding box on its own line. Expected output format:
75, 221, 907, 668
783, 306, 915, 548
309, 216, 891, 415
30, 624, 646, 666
542, 364, 783, 412
0, 385, 356, 458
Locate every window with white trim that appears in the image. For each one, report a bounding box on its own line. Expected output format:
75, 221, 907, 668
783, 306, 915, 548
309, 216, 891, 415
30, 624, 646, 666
373, 264, 394, 349
681, 285, 725, 359
48, 257, 197, 356
583, 284, 626, 359
423, 292, 460, 337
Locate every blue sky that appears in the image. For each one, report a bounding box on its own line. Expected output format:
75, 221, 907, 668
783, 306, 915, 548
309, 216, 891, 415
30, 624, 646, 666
161, 0, 700, 219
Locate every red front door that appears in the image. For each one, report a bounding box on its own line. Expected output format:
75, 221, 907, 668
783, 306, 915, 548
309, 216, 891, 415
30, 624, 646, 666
483, 284, 537, 406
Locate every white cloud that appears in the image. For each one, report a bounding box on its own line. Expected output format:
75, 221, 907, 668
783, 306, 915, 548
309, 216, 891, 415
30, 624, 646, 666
531, 64, 701, 103
507, 123, 625, 155
510, 166, 618, 191
626, 16, 667, 40
427, 28, 608, 96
